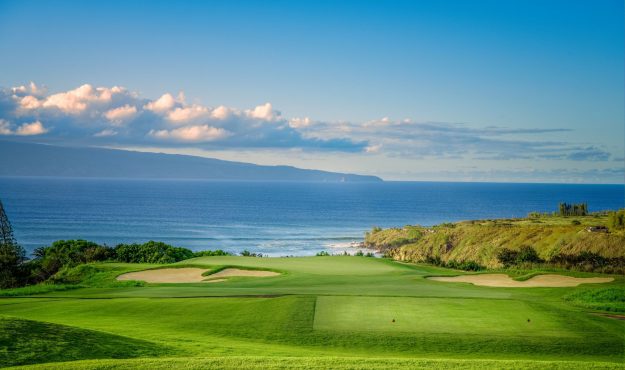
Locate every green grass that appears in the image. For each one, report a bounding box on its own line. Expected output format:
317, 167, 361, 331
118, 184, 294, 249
314, 296, 573, 336
0, 317, 168, 367
7, 357, 624, 370
0, 256, 623, 368
563, 287, 625, 313
0, 284, 80, 297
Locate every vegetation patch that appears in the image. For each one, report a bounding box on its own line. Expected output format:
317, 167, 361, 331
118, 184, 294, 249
563, 288, 625, 313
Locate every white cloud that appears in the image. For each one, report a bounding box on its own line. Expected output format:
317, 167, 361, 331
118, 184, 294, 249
211, 105, 232, 120
365, 144, 382, 153
19, 95, 43, 110
0, 119, 12, 135
149, 125, 231, 142
144, 93, 176, 113
16, 121, 48, 136
289, 117, 312, 128
246, 102, 279, 121
166, 104, 210, 123
12, 82, 45, 96
94, 129, 118, 137
40, 84, 125, 114
104, 105, 137, 125
0, 119, 48, 136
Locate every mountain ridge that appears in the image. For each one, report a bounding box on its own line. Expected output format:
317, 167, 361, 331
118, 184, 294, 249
0, 141, 383, 182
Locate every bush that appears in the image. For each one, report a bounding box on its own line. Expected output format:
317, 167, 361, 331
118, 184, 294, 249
496, 248, 518, 267
516, 245, 543, 264
608, 209, 625, 231
114, 241, 194, 264
240, 250, 263, 257
192, 250, 231, 257
424, 255, 483, 271
315, 251, 330, 256
571, 220, 581, 225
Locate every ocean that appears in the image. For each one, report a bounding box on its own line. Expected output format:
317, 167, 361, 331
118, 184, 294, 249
0, 177, 623, 256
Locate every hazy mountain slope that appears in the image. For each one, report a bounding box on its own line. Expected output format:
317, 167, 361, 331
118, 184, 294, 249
0, 141, 382, 182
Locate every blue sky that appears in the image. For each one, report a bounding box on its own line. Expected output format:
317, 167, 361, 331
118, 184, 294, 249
0, 0, 623, 182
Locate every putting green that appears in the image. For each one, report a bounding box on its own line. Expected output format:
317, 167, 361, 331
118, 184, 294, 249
313, 296, 575, 336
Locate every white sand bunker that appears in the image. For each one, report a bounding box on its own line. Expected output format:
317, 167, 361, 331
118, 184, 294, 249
428, 273, 613, 287
116, 268, 209, 283
206, 268, 280, 279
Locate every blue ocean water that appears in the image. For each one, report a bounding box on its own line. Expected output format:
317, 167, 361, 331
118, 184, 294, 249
0, 177, 623, 256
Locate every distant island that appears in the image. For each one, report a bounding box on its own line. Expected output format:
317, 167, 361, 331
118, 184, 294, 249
0, 141, 382, 182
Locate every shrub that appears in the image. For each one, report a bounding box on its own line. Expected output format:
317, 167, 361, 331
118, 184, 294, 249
496, 248, 518, 267
192, 250, 231, 257
571, 220, 581, 225
608, 209, 625, 231
315, 251, 330, 256
114, 241, 194, 264
516, 245, 542, 264
240, 250, 263, 257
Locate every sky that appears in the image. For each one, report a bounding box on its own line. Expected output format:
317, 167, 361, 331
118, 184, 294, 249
0, 0, 623, 183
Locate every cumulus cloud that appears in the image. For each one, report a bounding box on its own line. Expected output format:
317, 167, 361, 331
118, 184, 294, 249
246, 102, 279, 121
16, 120, 48, 135
104, 105, 137, 125
0, 119, 48, 136
0, 82, 619, 164
0, 82, 365, 152
150, 125, 230, 142
289, 117, 312, 128
144, 93, 176, 113
166, 105, 210, 123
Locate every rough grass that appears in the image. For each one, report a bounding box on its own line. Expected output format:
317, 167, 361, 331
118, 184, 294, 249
0, 284, 80, 297
563, 287, 625, 313
7, 356, 624, 370
365, 215, 625, 268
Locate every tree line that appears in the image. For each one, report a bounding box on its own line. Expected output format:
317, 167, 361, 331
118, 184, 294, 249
497, 245, 625, 274
558, 202, 588, 216
1, 239, 230, 289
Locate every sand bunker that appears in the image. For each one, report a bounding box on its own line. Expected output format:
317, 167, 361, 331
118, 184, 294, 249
428, 273, 613, 287
116, 268, 209, 283
116, 267, 280, 283
206, 268, 280, 279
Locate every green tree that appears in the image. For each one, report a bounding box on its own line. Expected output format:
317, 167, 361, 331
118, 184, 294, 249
0, 200, 26, 288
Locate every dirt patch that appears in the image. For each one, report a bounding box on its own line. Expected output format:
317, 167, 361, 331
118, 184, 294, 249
116, 268, 209, 283
428, 273, 613, 287
206, 268, 280, 279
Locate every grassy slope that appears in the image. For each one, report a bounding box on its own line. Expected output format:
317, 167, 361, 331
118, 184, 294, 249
365, 215, 625, 268
0, 257, 623, 369
0, 317, 168, 367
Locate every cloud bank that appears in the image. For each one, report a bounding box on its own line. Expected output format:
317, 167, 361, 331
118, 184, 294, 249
0, 82, 620, 182
1, 82, 365, 151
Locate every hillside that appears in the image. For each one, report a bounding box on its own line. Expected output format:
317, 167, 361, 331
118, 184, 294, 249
0, 141, 382, 182
364, 214, 625, 269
